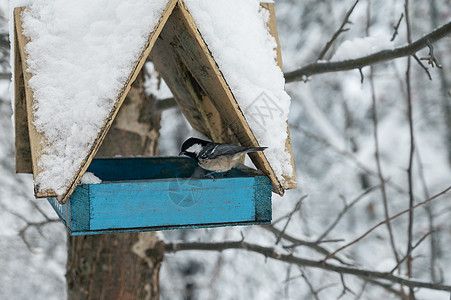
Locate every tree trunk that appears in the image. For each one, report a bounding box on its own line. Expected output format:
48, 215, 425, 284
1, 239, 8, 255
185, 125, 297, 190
66, 70, 164, 300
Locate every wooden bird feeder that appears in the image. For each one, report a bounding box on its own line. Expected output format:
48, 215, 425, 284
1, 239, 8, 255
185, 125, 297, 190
13, 0, 296, 235
47, 157, 271, 235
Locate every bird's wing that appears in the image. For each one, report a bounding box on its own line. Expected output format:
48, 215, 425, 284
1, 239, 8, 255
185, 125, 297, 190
198, 143, 248, 159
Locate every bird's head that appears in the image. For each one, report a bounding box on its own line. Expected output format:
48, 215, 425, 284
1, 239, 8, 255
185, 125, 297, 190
179, 137, 210, 159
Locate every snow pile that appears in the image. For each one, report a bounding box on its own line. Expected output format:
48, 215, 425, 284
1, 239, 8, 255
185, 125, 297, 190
185, 0, 293, 184
19, 0, 169, 195
331, 34, 394, 61
80, 172, 101, 185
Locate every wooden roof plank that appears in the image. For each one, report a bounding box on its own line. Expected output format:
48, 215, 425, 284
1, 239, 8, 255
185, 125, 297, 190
13, 12, 32, 174
172, 1, 285, 195
261, 2, 297, 189
15, 7, 57, 197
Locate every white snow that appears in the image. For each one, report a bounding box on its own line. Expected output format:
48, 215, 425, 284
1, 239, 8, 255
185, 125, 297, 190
185, 0, 293, 185
18, 0, 170, 195
331, 34, 394, 61
16, 0, 293, 196
80, 172, 101, 185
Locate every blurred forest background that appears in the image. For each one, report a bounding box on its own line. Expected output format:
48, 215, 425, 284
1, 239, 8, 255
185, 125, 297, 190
1, 0, 450, 299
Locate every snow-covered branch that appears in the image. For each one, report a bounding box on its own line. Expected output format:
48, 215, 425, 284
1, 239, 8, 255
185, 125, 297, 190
285, 21, 451, 82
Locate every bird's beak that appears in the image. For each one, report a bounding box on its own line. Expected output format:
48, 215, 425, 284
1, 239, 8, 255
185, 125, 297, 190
179, 151, 185, 156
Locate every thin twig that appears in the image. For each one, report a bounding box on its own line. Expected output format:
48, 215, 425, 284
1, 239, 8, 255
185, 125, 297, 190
290, 124, 415, 198
391, 13, 405, 41
284, 264, 293, 298
316, 184, 382, 242
355, 281, 369, 300
323, 185, 451, 262
285, 21, 451, 82
317, 0, 359, 60
261, 225, 351, 265
271, 195, 307, 226
359, 68, 364, 84
390, 231, 433, 274
337, 274, 356, 299
415, 142, 438, 283
276, 195, 307, 244
284, 239, 345, 249
300, 268, 321, 300
370, 64, 400, 263
412, 54, 432, 80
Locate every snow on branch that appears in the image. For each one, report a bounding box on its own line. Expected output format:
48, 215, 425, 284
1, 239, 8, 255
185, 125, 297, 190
285, 21, 451, 83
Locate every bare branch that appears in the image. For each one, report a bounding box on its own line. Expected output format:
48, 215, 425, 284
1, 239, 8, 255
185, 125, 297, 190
404, 1, 415, 290
0, 72, 11, 80
285, 21, 451, 82
317, 0, 359, 60
323, 185, 451, 262
155, 97, 177, 111
164, 240, 451, 292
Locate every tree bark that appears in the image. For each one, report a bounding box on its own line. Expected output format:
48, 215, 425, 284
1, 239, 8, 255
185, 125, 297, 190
66, 70, 164, 300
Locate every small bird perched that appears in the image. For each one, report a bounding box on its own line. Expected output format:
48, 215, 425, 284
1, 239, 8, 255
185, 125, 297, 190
179, 137, 267, 172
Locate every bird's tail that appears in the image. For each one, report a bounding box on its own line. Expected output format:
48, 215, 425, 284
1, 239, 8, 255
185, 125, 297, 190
246, 146, 267, 153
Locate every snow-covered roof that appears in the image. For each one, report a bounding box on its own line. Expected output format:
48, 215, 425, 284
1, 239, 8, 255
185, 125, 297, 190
13, 0, 295, 202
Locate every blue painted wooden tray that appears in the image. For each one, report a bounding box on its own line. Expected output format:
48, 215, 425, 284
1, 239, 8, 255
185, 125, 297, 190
48, 157, 272, 235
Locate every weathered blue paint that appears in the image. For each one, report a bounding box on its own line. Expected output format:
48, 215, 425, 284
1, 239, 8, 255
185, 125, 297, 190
48, 157, 272, 235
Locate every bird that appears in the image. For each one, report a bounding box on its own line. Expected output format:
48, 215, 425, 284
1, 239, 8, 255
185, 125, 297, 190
179, 137, 267, 173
